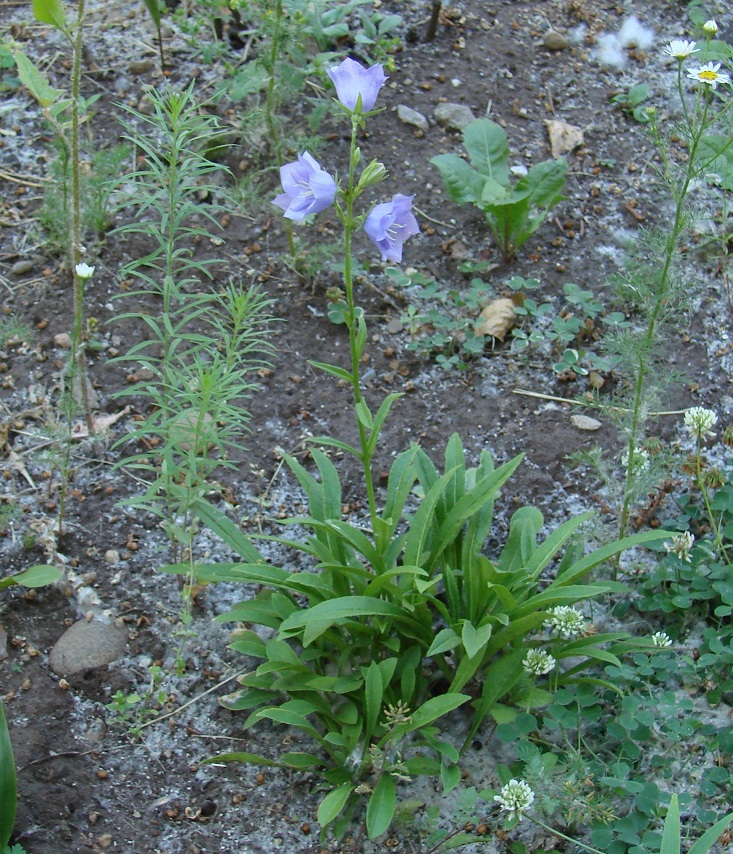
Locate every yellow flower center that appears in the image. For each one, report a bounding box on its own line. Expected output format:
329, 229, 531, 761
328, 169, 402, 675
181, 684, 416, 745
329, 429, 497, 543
699, 70, 719, 81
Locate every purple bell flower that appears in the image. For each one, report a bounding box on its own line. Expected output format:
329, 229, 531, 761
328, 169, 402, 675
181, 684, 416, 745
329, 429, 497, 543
273, 152, 337, 220
364, 194, 420, 263
327, 58, 387, 113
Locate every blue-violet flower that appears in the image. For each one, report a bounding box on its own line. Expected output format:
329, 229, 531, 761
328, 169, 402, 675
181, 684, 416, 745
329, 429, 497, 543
327, 57, 387, 112
273, 152, 337, 221
364, 194, 420, 263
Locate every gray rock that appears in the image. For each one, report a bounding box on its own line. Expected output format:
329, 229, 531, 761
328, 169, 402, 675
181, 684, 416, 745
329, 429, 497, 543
544, 29, 568, 51
49, 618, 128, 676
433, 103, 476, 132
397, 105, 429, 132
11, 259, 34, 276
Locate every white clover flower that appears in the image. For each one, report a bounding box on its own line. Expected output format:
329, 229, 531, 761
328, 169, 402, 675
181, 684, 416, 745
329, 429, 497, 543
494, 779, 535, 820
687, 62, 731, 89
664, 530, 694, 562
702, 19, 718, 36
621, 446, 650, 474
684, 406, 718, 439
523, 648, 556, 676
544, 606, 586, 639
75, 262, 95, 279
651, 631, 673, 647
664, 39, 698, 59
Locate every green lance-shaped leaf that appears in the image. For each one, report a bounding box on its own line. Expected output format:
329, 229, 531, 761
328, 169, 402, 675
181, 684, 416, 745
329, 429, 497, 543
0, 564, 62, 590
367, 773, 396, 839
12, 49, 65, 107
317, 783, 354, 828
0, 700, 17, 849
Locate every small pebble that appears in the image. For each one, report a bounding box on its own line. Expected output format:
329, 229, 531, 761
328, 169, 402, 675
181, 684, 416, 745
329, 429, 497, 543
544, 29, 568, 50
11, 260, 34, 276
54, 333, 73, 349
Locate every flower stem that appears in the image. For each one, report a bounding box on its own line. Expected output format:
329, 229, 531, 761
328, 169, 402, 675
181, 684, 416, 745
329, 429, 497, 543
618, 97, 711, 546
528, 816, 606, 854
343, 116, 377, 529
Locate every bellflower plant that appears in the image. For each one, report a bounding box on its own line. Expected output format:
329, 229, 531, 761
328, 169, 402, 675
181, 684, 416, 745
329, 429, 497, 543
327, 56, 387, 113
167, 51, 670, 846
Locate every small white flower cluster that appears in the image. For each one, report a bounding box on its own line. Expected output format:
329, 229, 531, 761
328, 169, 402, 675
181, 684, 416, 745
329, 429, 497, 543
651, 631, 673, 648
544, 605, 586, 639
494, 779, 535, 821
684, 407, 718, 440
622, 445, 650, 474
523, 648, 556, 676
664, 531, 694, 562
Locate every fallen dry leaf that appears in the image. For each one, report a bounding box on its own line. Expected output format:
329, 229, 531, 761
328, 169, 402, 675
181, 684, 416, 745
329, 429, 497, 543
475, 298, 517, 341
71, 406, 131, 440
545, 119, 584, 158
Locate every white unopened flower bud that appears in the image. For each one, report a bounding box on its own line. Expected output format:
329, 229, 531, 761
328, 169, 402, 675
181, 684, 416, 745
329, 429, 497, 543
75, 262, 95, 279
702, 19, 718, 36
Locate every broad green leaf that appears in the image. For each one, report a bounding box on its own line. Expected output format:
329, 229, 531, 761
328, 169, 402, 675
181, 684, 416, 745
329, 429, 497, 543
279, 752, 325, 769
518, 158, 567, 210
0, 564, 61, 589
366, 774, 396, 839
430, 154, 485, 204
12, 49, 64, 107
461, 621, 492, 660
463, 118, 510, 184
32, 0, 67, 29
0, 700, 16, 848
440, 762, 461, 793
427, 627, 461, 657
317, 784, 354, 828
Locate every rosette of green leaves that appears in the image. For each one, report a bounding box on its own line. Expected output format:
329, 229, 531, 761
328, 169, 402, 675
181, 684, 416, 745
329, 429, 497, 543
431, 118, 567, 262
407, 434, 670, 746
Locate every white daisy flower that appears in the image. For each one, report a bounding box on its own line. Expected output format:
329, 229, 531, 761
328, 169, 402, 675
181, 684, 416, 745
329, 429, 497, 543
664, 39, 698, 59
687, 62, 731, 89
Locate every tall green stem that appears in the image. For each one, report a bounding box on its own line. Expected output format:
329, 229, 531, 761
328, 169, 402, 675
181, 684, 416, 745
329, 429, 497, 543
265, 0, 295, 257
343, 117, 377, 528
618, 96, 711, 542
70, 0, 94, 434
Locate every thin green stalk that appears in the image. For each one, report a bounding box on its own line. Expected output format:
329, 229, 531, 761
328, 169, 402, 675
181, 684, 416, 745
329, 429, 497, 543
342, 116, 378, 529
618, 96, 711, 543
694, 441, 730, 564
528, 816, 606, 854
70, 0, 94, 434
265, 0, 295, 257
